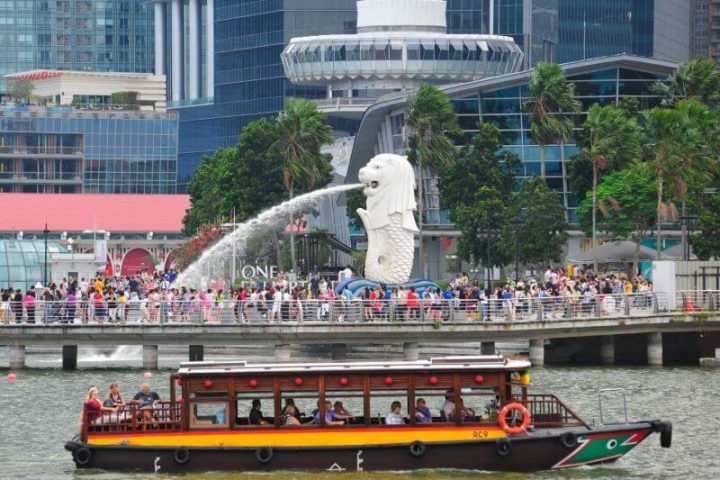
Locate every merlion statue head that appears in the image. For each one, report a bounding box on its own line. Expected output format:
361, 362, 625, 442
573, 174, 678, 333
357, 154, 419, 232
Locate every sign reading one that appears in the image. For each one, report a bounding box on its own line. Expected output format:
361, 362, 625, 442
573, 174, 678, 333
240, 265, 278, 279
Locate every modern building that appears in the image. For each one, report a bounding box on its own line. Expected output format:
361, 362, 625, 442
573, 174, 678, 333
0, 0, 155, 94
343, 54, 680, 279
281, 0, 524, 119
0, 193, 189, 290
691, 0, 710, 58
707, 0, 720, 63
5, 70, 167, 111
0, 105, 178, 194
557, 0, 690, 64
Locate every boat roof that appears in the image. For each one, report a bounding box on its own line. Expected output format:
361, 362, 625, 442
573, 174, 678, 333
177, 355, 531, 376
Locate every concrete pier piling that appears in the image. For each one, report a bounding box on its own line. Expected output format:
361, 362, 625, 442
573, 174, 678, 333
647, 332, 663, 366
62, 345, 78, 370
189, 345, 204, 362
403, 342, 419, 361
600, 336, 615, 365
275, 344, 292, 361
529, 339, 544, 366
143, 345, 159, 370
9, 345, 26, 370
331, 343, 348, 360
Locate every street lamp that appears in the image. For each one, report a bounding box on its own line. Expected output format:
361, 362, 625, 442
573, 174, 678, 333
509, 218, 526, 283
679, 214, 697, 261
43, 222, 49, 287
477, 227, 501, 291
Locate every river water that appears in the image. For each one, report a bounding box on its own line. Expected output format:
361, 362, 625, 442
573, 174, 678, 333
0, 347, 718, 480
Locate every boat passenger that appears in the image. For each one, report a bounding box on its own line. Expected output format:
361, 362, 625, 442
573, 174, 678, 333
385, 401, 405, 425
283, 405, 302, 426
415, 398, 432, 424
282, 398, 302, 418
310, 400, 344, 425
132, 383, 161, 429
441, 390, 456, 421
333, 401, 355, 422
104, 383, 125, 408
85, 386, 118, 425
249, 399, 268, 426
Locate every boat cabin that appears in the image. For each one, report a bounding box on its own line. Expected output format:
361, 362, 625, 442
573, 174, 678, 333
81, 355, 587, 441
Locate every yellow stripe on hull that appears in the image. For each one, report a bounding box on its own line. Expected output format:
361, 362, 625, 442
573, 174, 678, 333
88, 427, 507, 448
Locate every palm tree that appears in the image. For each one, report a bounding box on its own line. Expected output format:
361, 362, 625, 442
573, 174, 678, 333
406, 84, 460, 278
524, 62, 580, 179
643, 104, 701, 260
652, 57, 720, 108
272, 99, 334, 272
579, 104, 640, 272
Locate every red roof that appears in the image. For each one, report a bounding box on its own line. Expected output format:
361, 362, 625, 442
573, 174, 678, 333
0, 194, 189, 233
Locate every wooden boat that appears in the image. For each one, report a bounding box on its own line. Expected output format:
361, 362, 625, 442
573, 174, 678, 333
65, 355, 671, 472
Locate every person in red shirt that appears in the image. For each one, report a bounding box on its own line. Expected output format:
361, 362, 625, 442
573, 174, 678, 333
84, 386, 118, 426
93, 290, 106, 323
407, 287, 420, 321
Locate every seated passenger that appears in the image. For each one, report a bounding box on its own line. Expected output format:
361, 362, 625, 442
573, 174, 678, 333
333, 401, 355, 422
282, 398, 302, 418
310, 400, 344, 425
132, 383, 161, 429
415, 398, 432, 424
458, 397, 476, 421
283, 404, 302, 426
385, 401, 405, 425
104, 383, 125, 409
85, 386, 118, 425
249, 399, 268, 425
441, 390, 456, 421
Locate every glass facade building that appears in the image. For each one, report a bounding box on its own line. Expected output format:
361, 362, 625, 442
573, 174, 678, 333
0, 239, 64, 291
0, 107, 178, 194
173, 0, 526, 189
0, 0, 155, 93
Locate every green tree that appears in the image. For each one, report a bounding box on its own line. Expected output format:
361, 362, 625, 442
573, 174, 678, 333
8, 79, 34, 104
439, 123, 519, 269
643, 101, 704, 259
652, 57, 720, 108
572, 104, 641, 271
406, 83, 460, 278
512, 177, 568, 267
692, 193, 720, 260
183, 117, 286, 234
272, 98, 334, 272
523, 62, 580, 179
577, 165, 657, 273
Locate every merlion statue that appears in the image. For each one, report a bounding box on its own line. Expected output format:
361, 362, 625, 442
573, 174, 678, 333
357, 154, 418, 284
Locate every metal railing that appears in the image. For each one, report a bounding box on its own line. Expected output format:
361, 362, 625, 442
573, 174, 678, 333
0, 291, 713, 326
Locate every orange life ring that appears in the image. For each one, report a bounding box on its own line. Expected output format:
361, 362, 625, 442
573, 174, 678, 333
498, 402, 531, 435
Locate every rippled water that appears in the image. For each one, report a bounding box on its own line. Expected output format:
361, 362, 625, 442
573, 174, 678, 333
0, 349, 717, 479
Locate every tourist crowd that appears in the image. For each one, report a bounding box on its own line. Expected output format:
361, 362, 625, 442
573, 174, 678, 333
0, 266, 653, 325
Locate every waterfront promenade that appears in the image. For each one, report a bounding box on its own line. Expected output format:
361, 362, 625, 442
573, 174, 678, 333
2, 290, 719, 370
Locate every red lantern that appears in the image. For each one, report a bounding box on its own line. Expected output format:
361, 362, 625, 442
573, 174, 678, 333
203, 379, 213, 389
442, 238, 453, 249
294, 377, 303, 386
249, 379, 258, 388
384, 376, 394, 385
429, 376, 439, 385
474, 375, 485, 384
339, 377, 349, 386
175, 378, 183, 386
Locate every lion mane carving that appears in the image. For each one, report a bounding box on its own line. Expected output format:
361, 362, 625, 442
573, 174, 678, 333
357, 154, 418, 284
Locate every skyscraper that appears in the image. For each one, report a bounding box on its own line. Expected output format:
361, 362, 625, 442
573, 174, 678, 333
557, 0, 690, 64
0, 0, 155, 93
690, 0, 710, 58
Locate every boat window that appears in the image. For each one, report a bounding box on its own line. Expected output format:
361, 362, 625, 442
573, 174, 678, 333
369, 389, 409, 426
189, 401, 228, 429
236, 391, 274, 427
279, 393, 317, 426
413, 388, 458, 424
454, 387, 500, 424
324, 389, 365, 426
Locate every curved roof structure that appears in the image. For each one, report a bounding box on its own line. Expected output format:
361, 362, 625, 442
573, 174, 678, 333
344, 54, 679, 184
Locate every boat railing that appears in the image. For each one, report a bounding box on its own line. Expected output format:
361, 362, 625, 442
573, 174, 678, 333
82, 401, 183, 441
524, 394, 589, 429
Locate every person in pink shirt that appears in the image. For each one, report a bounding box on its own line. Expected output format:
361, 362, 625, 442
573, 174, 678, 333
23, 290, 36, 323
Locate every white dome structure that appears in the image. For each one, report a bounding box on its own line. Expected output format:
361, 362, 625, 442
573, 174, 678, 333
281, 0, 524, 102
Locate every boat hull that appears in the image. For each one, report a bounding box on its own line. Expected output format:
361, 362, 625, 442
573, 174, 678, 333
65, 423, 665, 473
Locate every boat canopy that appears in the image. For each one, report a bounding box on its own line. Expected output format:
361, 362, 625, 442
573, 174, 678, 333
177, 355, 531, 377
